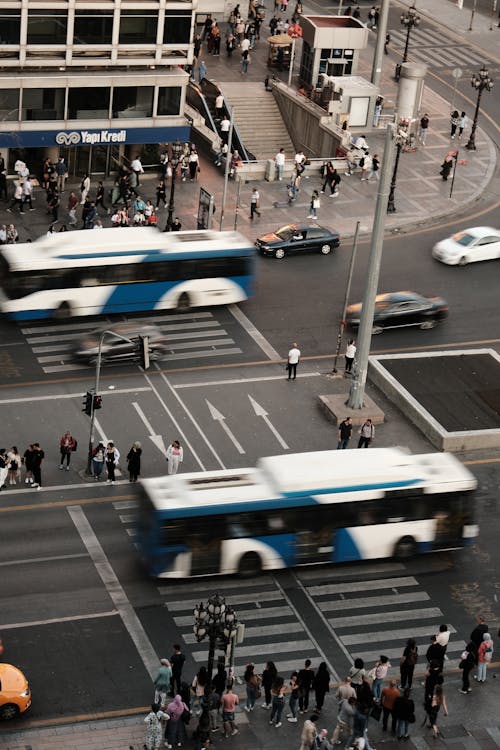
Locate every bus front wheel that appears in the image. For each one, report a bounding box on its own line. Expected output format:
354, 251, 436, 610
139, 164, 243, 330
54, 301, 72, 319
394, 536, 417, 560
238, 552, 262, 577
177, 292, 191, 311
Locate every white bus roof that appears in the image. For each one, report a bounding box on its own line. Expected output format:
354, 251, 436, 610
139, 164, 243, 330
141, 448, 476, 514
2, 227, 252, 271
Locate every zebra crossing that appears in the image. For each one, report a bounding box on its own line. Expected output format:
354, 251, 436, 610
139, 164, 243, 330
19, 311, 242, 374
389, 26, 485, 69
143, 563, 464, 677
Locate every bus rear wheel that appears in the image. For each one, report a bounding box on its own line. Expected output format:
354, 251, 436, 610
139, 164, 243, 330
394, 536, 417, 560
177, 292, 191, 311
238, 552, 262, 578
54, 301, 72, 319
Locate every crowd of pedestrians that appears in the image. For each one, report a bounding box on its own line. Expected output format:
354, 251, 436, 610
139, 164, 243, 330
145, 616, 496, 750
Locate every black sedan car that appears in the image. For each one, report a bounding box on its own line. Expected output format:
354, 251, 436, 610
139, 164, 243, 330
346, 291, 449, 334
255, 224, 340, 259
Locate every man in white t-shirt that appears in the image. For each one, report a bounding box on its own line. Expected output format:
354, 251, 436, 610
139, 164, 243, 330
287, 343, 301, 380
275, 148, 285, 181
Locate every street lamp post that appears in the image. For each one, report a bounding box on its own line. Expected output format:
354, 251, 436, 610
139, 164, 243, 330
387, 119, 409, 213
401, 5, 420, 64
165, 139, 183, 230
193, 594, 238, 684
465, 65, 494, 151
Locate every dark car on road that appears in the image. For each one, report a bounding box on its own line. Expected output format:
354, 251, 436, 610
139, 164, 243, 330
255, 224, 340, 259
346, 291, 449, 334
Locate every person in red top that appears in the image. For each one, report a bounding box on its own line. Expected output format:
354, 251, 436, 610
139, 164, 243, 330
59, 431, 76, 471
221, 685, 239, 737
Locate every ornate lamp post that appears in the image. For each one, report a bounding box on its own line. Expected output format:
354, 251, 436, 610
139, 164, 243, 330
465, 65, 493, 151
165, 139, 184, 230
387, 119, 410, 214
401, 5, 420, 64
193, 593, 238, 684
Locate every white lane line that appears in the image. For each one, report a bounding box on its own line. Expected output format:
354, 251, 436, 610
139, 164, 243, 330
94, 417, 108, 444
228, 304, 281, 360
132, 401, 156, 437
342, 624, 458, 646
308, 577, 419, 595
329, 606, 443, 629
0, 610, 118, 630
173, 372, 322, 389
142, 371, 207, 471
206, 399, 245, 455
68, 505, 159, 679
155, 367, 227, 470
0, 387, 151, 406
0, 552, 89, 567
274, 573, 339, 681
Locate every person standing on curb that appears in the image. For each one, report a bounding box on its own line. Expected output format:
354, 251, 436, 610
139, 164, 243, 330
287, 342, 301, 380
381, 678, 399, 734
269, 674, 286, 727
308, 189, 320, 219
126, 441, 142, 482
105, 441, 120, 484
261, 661, 277, 709
170, 644, 186, 696
144, 702, 169, 750
399, 637, 418, 690
154, 659, 172, 707
393, 688, 415, 741
419, 113, 430, 145
221, 684, 239, 737
450, 110, 460, 139
345, 339, 356, 374
337, 417, 352, 450
470, 614, 488, 650
358, 419, 374, 448
166, 440, 183, 475
59, 430, 76, 471
31, 442, 45, 490
297, 658, 315, 713
250, 187, 261, 220
275, 148, 285, 180
476, 632, 494, 682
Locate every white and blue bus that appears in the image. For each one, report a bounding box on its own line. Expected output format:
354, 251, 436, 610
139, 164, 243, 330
0, 227, 256, 320
135, 448, 478, 578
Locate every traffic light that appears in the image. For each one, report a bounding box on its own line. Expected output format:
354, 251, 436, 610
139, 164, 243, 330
93, 394, 102, 410
138, 334, 150, 370
82, 391, 92, 416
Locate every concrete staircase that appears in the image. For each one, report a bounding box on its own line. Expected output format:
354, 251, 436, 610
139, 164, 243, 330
218, 82, 295, 160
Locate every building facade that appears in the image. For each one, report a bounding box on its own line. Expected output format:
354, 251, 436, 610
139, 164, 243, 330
0, 0, 215, 174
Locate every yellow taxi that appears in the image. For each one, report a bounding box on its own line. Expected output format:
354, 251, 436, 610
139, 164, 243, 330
0, 664, 31, 720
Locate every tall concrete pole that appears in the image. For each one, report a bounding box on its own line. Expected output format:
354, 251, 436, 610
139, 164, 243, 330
371, 0, 390, 88
347, 125, 396, 409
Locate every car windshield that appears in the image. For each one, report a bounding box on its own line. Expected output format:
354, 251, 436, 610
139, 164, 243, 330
451, 232, 475, 247
275, 226, 296, 241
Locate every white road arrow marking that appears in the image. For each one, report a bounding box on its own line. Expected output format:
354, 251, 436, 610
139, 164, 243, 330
206, 400, 245, 454
132, 401, 167, 457
248, 395, 289, 450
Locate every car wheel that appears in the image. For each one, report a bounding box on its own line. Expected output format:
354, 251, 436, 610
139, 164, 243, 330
394, 536, 417, 560
0, 703, 20, 721
458, 255, 468, 266
274, 248, 285, 259
238, 552, 262, 577
420, 319, 437, 330
320, 244, 332, 255
54, 301, 72, 320
372, 324, 384, 335
177, 292, 191, 311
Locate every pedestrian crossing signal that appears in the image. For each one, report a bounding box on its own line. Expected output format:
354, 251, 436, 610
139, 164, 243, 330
82, 391, 92, 416
93, 394, 102, 410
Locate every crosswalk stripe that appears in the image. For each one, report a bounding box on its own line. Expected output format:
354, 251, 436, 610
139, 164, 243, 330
183, 621, 305, 645
157, 578, 275, 597
164, 337, 235, 351
191, 639, 314, 661
328, 606, 443, 629
113, 500, 138, 510
32, 343, 74, 353
341, 623, 457, 646
308, 576, 418, 596
118, 514, 135, 524
298, 562, 405, 581
166, 590, 285, 611
352, 641, 466, 662
245, 659, 313, 676
173, 605, 296, 627
317, 591, 430, 612
42, 363, 90, 373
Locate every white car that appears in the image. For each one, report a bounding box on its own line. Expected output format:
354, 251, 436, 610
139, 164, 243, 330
432, 226, 500, 265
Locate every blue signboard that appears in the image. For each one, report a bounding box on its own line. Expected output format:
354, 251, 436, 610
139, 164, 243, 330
0, 125, 191, 148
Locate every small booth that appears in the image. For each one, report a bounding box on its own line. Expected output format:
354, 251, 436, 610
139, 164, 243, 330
267, 33, 292, 70
298, 16, 368, 89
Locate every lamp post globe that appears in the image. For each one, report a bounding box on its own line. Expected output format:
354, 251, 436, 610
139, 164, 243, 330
465, 65, 493, 151
192, 594, 238, 685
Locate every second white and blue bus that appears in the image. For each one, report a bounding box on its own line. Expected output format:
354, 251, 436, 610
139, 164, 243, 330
135, 448, 478, 578
0, 227, 256, 320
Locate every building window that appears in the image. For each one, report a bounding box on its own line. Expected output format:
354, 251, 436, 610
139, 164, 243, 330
74, 10, 113, 45
0, 10, 21, 44
119, 11, 158, 44
22, 89, 65, 121
68, 88, 110, 119
157, 87, 181, 115
0, 89, 19, 121
163, 11, 191, 44
112, 87, 153, 118
27, 10, 67, 44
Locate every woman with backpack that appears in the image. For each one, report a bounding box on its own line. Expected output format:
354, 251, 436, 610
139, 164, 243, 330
476, 632, 494, 682
400, 637, 418, 689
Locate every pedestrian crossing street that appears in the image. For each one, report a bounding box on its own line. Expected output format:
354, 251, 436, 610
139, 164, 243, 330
19, 311, 242, 374
112, 503, 466, 681
389, 26, 485, 69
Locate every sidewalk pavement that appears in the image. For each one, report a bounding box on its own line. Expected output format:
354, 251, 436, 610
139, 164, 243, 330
2, 665, 500, 750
